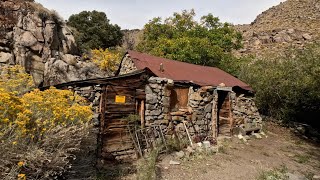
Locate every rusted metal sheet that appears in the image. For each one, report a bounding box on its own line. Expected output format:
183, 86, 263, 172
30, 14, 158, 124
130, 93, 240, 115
125, 50, 253, 92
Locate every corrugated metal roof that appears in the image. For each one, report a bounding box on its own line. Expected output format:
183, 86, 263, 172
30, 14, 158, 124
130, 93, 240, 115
127, 50, 253, 92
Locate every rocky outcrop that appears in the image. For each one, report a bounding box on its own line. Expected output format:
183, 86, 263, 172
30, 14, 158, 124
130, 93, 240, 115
235, 0, 320, 56
0, 0, 109, 86
121, 29, 143, 50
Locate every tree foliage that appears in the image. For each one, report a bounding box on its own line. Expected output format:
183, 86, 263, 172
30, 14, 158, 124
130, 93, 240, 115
90, 48, 123, 73
225, 44, 320, 129
137, 9, 242, 66
67, 10, 123, 52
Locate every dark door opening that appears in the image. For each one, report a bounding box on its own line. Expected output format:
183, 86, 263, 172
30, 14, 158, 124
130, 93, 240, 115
217, 90, 232, 136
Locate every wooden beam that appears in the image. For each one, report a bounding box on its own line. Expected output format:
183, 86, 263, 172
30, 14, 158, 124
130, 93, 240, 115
228, 93, 234, 135
98, 85, 107, 160
100, 86, 107, 133
211, 94, 218, 138
140, 100, 145, 128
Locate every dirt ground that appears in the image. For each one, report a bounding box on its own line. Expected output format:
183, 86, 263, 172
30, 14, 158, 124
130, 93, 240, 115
155, 122, 320, 180
106, 122, 320, 180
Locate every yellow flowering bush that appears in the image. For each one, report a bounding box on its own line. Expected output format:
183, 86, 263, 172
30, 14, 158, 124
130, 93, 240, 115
15, 87, 92, 139
0, 89, 23, 130
17, 173, 26, 180
0, 66, 94, 179
90, 48, 122, 72
0, 65, 34, 95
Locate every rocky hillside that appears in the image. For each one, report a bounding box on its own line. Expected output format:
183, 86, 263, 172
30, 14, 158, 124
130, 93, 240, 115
235, 0, 320, 56
121, 29, 143, 50
120, 0, 320, 57
0, 0, 108, 87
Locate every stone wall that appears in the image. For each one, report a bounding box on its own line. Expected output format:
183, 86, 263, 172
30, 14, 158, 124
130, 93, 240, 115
144, 77, 216, 140
144, 77, 172, 131
118, 55, 138, 75
184, 87, 215, 137
230, 92, 262, 133
73, 86, 102, 126
68, 77, 263, 162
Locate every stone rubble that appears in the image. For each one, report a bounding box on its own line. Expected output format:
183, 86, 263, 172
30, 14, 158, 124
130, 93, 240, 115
169, 160, 181, 165
252, 133, 262, 139
313, 175, 320, 180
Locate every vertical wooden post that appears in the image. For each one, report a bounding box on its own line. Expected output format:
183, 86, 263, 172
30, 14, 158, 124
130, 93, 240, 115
100, 86, 107, 134
140, 100, 145, 128
228, 92, 234, 136
135, 100, 139, 114
211, 93, 218, 138
98, 85, 107, 161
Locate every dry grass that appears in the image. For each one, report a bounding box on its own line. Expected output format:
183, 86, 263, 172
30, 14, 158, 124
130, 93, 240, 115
257, 165, 289, 180
0, 124, 92, 179
137, 148, 160, 180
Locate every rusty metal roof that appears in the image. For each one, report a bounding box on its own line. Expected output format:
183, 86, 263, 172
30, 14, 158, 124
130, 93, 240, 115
127, 50, 253, 92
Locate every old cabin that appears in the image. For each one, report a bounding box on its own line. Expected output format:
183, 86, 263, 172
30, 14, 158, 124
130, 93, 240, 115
50, 50, 262, 163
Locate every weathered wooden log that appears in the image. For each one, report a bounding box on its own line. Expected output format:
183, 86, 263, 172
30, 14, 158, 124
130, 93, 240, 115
141, 100, 145, 128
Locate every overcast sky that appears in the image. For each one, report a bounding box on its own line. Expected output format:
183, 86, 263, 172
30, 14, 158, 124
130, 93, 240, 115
35, 0, 285, 30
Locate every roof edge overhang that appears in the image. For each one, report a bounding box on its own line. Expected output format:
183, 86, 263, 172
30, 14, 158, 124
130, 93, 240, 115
40, 68, 155, 90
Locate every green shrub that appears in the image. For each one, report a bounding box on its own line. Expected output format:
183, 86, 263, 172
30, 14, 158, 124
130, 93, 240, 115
223, 44, 320, 130
258, 165, 289, 180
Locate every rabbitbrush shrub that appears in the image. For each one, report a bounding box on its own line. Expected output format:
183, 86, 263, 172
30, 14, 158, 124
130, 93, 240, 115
0, 65, 93, 179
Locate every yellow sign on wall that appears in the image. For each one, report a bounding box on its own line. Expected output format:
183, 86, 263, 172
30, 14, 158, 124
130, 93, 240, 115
115, 95, 126, 103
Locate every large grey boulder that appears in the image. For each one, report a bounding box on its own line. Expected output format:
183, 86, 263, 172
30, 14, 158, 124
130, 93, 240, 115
0, 52, 13, 63
0, 1, 109, 87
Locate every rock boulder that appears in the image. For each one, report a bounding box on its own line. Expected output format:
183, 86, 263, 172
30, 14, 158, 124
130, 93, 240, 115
0, 0, 110, 87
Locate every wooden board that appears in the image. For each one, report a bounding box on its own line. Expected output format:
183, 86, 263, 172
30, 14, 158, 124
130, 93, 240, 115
170, 87, 189, 111
99, 85, 144, 162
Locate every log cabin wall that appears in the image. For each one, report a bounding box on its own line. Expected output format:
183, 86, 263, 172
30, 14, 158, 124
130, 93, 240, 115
99, 85, 138, 161
98, 73, 147, 163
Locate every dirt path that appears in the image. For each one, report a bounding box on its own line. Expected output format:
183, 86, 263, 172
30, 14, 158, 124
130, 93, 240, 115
156, 123, 320, 180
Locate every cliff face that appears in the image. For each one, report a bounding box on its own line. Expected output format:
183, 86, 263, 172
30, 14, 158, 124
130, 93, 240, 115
235, 0, 320, 56
0, 0, 109, 86
121, 29, 143, 50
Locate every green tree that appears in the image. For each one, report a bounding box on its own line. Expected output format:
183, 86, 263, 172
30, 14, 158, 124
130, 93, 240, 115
67, 10, 123, 52
137, 9, 242, 66
230, 44, 320, 129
